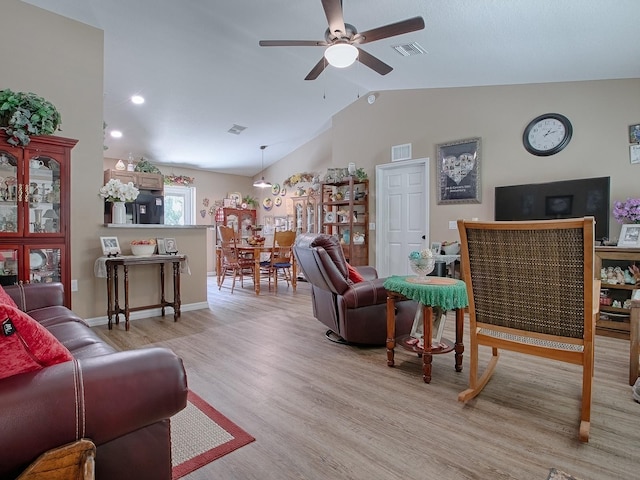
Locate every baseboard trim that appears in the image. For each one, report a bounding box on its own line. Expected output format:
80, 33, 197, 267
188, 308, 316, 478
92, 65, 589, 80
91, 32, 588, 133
85, 301, 210, 327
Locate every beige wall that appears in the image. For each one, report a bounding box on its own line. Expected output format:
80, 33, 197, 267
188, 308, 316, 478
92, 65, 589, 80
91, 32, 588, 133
261, 79, 640, 263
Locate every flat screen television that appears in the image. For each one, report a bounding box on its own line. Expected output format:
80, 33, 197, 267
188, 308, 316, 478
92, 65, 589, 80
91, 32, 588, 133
494, 176, 610, 241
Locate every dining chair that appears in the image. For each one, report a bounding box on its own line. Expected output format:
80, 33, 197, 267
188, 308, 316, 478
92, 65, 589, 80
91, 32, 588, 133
217, 225, 254, 293
262, 230, 296, 291
457, 217, 599, 442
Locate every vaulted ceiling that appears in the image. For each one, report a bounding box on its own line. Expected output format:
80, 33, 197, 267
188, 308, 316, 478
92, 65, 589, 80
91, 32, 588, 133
22, 0, 640, 176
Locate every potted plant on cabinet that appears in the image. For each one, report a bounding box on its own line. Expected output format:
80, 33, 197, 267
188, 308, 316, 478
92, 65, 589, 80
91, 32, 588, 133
0, 89, 62, 146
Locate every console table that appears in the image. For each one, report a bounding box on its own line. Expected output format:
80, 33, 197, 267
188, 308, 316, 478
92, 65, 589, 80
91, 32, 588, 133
384, 275, 468, 383
96, 254, 187, 331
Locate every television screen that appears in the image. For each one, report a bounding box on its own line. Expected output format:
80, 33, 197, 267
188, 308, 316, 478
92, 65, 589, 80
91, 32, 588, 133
495, 176, 610, 241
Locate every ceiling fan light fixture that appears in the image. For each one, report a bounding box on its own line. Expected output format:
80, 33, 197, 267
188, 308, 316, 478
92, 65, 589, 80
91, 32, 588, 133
324, 43, 358, 68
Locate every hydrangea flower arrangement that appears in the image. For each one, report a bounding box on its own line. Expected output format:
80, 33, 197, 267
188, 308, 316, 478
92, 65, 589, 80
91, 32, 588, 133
98, 178, 139, 203
613, 198, 640, 224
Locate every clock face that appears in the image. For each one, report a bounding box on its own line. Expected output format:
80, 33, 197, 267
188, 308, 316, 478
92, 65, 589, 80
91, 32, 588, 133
523, 113, 572, 156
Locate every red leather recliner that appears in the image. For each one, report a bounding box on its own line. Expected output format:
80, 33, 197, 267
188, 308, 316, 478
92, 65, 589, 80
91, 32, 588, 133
293, 233, 417, 345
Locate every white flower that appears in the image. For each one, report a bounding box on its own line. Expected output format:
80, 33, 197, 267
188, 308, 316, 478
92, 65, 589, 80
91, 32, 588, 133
98, 178, 139, 203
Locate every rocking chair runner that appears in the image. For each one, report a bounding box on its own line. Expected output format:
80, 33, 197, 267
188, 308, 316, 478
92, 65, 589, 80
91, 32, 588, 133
457, 217, 600, 442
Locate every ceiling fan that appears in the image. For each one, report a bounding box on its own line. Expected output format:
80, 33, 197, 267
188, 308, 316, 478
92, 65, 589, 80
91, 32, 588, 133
259, 0, 425, 80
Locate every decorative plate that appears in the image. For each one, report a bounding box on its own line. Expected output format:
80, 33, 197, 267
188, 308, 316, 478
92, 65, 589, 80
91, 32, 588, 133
263, 197, 273, 210
30, 249, 47, 270
280, 187, 287, 196
271, 183, 280, 195
274, 196, 282, 207
324, 211, 336, 223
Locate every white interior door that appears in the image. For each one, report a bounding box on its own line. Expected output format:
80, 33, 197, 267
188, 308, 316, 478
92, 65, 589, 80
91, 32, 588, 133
375, 159, 429, 277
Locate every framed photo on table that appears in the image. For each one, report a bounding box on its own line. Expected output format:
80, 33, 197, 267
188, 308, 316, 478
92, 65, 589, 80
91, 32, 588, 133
164, 237, 178, 253
156, 238, 167, 254
617, 225, 640, 247
100, 236, 120, 256
437, 137, 481, 205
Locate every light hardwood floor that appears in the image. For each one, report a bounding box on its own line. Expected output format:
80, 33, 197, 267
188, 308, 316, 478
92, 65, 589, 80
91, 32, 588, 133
94, 277, 640, 480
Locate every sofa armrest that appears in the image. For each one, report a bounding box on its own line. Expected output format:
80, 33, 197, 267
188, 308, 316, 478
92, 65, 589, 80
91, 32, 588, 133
341, 278, 388, 308
0, 347, 188, 477
3, 282, 65, 312
354, 266, 378, 280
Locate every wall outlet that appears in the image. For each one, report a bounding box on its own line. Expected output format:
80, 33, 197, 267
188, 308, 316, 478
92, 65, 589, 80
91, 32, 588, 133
369, 222, 375, 230
449, 220, 457, 230
71, 279, 78, 292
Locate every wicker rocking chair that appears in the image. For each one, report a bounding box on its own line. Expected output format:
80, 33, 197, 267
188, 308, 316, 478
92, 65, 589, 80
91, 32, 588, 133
457, 217, 600, 442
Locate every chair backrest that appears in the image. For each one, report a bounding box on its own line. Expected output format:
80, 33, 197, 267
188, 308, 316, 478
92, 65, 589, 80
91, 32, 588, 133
271, 230, 296, 265
217, 225, 241, 264
293, 233, 351, 294
458, 217, 595, 339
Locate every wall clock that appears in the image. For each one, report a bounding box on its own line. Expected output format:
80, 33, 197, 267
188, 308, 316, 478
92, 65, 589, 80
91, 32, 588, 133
522, 113, 572, 156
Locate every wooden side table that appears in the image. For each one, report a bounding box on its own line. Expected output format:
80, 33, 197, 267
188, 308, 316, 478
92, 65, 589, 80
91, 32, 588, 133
103, 254, 186, 331
384, 275, 468, 383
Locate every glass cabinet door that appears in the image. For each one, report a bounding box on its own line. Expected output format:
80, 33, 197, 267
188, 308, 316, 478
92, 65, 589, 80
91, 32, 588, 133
26, 154, 61, 235
27, 246, 62, 284
0, 247, 19, 286
0, 151, 20, 234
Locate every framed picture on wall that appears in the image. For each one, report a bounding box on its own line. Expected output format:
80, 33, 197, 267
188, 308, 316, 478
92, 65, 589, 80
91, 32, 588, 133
436, 137, 481, 205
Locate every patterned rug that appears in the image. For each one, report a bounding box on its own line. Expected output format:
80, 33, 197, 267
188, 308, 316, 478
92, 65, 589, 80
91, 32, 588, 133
547, 468, 583, 480
171, 391, 255, 479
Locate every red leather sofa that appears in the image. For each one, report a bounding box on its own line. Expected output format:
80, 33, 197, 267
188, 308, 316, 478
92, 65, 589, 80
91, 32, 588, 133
0, 283, 188, 480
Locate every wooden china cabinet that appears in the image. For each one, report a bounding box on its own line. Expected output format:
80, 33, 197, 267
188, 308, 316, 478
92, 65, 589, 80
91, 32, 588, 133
218, 207, 257, 243
0, 133, 77, 307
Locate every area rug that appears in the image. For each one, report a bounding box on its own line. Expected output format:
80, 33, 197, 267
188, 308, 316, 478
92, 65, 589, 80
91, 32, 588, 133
171, 391, 255, 479
547, 468, 583, 480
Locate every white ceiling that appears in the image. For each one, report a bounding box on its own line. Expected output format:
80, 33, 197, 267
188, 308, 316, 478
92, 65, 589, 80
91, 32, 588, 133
22, 0, 640, 176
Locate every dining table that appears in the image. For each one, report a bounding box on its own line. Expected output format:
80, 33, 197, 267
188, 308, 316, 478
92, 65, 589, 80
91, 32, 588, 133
216, 243, 297, 295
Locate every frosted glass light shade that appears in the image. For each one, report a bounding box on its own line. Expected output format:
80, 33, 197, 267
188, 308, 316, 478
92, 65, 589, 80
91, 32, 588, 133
324, 44, 358, 68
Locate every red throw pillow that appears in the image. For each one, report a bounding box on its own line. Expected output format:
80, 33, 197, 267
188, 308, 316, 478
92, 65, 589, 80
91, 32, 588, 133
0, 303, 73, 380
0, 285, 18, 309
347, 263, 365, 283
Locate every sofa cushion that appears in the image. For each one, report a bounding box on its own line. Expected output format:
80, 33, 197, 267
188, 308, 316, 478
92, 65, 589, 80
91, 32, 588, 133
0, 284, 18, 308
0, 304, 73, 380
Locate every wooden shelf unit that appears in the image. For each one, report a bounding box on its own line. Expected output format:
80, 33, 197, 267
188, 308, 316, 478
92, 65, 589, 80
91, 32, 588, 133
320, 177, 368, 266
595, 246, 640, 338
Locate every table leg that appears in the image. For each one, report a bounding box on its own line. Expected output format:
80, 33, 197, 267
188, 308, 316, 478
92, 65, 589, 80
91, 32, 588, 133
113, 265, 120, 326
454, 308, 464, 373
106, 264, 113, 330
254, 247, 261, 295
160, 263, 166, 317
173, 260, 181, 322
422, 304, 433, 383
123, 265, 130, 331
216, 247, 222, 287
386, 295, 396, 367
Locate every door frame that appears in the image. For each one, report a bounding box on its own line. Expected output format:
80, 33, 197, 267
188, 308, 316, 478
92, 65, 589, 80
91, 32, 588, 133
375, 158, 430, 276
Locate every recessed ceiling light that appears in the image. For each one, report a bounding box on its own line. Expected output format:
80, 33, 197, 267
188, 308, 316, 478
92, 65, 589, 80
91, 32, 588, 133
110, 130, 123, 138
131, 95, 145, 104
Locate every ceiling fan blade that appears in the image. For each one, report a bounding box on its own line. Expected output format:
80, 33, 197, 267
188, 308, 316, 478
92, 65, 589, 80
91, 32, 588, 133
356, 16, 425, 44
356, 48, 393, 76
304, 57, 328, 81
322, 0, 346, 38
259, 40, 327, 47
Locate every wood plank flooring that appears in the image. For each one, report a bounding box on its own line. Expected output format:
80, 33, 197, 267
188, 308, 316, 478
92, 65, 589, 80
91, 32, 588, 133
94, 277, 640, 480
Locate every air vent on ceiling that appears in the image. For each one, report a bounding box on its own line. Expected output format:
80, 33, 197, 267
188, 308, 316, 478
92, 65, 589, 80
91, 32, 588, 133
391, 143, 412, 162
391, 42, 427, 57
227, 124, 247, 135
